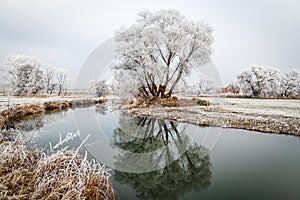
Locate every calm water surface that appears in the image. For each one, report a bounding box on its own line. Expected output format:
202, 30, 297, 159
16, 102, 300, 200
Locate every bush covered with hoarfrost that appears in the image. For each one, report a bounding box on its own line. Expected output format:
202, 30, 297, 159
0, 133, 115, 200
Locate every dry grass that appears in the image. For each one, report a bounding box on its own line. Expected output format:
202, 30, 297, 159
147, 96, 181, 107
43, 101, 72, 111
0, 141, 39, 199
0, 98, 114, 199
0, 140, 115, 200
122, 96, 181, 108
0, 104, 44, 129
12, 104, 44, 117
0, 98, 106, 129
121, 96, 211, 109
0, 116, 6, 130
191, 98, 211, 106
43, 101, 62, 110
0, 104, 44, 119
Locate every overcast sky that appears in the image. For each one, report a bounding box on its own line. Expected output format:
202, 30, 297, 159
0, 0, 299, 85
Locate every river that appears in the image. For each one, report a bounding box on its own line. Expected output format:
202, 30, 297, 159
14, 102, 300, 200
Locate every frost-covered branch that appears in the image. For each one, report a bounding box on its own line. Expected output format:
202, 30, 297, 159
112, 9, 214, 100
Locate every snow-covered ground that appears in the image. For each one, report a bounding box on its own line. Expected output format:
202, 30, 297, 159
1, 95, 299, 135
1, 96, 299, 118
125, 97, 300, 135
202, 97, 300, 118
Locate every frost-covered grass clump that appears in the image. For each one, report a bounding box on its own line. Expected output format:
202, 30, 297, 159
0, 133, 115, 200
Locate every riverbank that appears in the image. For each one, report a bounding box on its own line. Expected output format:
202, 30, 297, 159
1, 96, 299, 136
0, 96, 115, 199
0, 97, 106, 130
122, 97, 300, 136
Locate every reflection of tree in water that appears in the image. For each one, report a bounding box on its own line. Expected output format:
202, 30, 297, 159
113, 116, 188, 153
112, 116, 212, 199
95, 103, 108, 115
14, 116, 44, 132
14, 112, 67, 132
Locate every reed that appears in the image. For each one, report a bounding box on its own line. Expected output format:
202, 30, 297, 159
0, 138, 115, 199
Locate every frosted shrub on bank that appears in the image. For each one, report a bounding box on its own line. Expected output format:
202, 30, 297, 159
0, 131, 115, 200
2, 55, 44, 96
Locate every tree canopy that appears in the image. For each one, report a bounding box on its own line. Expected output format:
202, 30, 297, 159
113, 9, 214, 99
1, 54, 72, 96
236, 66, 300, 98
2, 55, 44, 95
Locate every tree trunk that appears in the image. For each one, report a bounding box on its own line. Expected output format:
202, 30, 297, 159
165, 90, 172, 98
49, 86, 54, 95
58, 86, 62, 96
158, 85, 166, 98
168, 68, 184, 96
151, 83, 158, 97
139, 86, 150, 99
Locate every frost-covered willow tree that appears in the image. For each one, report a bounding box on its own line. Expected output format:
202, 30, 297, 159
237, 66, 282, 98
198, 75, 217, 95
2, 55, 44, 95
113, 9, 214, 99
45, 65, 56, 94
55, 68, 71, 96
89, 80, 109, 97
281, 69, 300, 98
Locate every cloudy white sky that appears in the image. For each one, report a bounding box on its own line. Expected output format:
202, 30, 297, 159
0, 0, 299, 85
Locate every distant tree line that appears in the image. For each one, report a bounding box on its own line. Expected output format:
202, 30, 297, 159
88, 80, 109, 97
173, 65, 300, 99
89, 66, 299, 100
236, 66, 300, 98
1, 55, 72, 96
